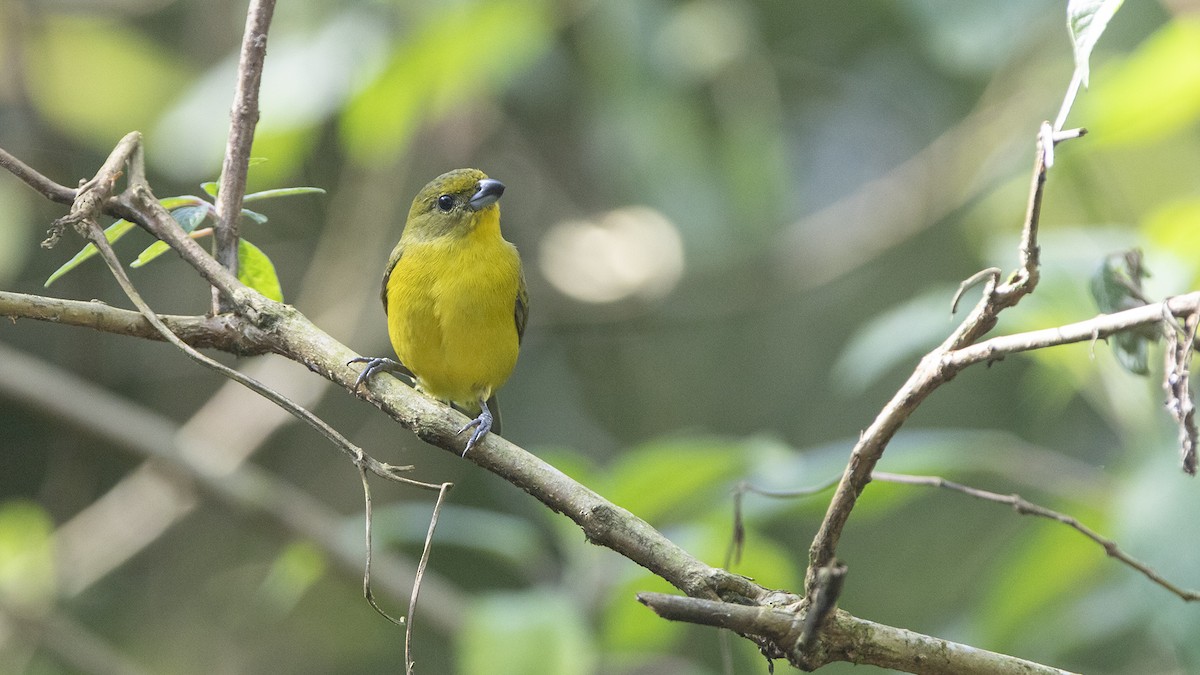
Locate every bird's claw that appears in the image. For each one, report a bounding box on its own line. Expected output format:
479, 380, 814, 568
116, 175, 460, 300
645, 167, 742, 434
347, 356, 402, 390
457, 406, 493, 457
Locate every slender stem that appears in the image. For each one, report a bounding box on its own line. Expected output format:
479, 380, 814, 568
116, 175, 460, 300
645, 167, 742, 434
213, 0, 276, 311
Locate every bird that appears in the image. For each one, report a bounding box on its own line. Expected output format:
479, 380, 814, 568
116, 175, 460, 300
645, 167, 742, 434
350, 168, 527, 456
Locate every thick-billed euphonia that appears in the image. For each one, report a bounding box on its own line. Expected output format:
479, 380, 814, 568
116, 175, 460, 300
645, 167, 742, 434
351, 168, 527, 455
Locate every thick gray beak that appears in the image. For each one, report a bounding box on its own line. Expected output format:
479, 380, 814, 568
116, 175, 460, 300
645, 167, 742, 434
468, 178, 505, 211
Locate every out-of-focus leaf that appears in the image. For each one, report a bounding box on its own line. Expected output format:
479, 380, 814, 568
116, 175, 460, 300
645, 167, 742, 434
1068, 0, 1124, 87
151, 12, 388, 181
201, 182, 218, 197
458, 590, 596, 675
366, 503, 545, 572
1081, 19, 1200, 146
1089, 250, 1152, 374
44, 219, 136, 286
243, 187, 326, 203
832, 287, 956, 394
256, 540, 327, 615
1142, 199, 1200, 288
602, 572, 683, 653
341, 0, 553, 163
980, 511, 1107, 645
0, 501, 56, 607
24, 15, 191, 149
601, 439, 744, 523
238, 239, 283, 302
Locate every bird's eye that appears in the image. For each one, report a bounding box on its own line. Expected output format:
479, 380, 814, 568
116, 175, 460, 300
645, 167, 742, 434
436, 195, 455, 212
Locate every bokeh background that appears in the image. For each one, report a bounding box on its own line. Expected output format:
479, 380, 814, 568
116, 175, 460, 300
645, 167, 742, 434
3, 1, 1200, 673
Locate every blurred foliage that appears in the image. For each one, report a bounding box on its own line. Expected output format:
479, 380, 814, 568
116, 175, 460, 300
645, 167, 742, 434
3, 1, 1200, 674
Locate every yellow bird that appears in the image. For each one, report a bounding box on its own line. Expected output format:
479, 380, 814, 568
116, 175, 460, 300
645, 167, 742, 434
351, 168, 527, 456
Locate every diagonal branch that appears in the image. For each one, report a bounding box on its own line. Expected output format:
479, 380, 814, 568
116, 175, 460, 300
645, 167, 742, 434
805, 127, 1077, 595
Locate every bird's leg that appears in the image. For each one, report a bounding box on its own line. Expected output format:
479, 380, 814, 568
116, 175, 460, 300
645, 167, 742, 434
457, 397, 493, 457
347, 356, 411, 390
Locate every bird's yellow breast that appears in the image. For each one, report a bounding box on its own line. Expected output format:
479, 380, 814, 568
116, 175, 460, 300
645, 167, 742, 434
385, 214, 522, 407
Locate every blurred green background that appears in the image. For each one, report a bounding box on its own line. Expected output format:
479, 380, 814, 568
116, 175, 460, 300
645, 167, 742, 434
3, 1, 1200, 673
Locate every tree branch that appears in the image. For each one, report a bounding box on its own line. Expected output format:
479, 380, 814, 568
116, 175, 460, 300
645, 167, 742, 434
213, 0, 276, 310
0, 290, 273, 354
805, 128, 1073, 594
637, 594, 1078, 675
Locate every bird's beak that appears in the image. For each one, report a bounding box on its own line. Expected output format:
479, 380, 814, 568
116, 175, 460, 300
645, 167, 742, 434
468, 178, 505, 211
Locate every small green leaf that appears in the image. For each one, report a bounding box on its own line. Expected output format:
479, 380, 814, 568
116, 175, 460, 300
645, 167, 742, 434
171, 204, 211, 233
201, 181, 218, 198
240, 208, 268, 225
1068, 0, 1125, 87
242, 186, 326, 203
44, 219, 136, 286
158, 195, 206, 211
130, 205, 212, 269
130, 240, 172, 269
239, 239, 283, 302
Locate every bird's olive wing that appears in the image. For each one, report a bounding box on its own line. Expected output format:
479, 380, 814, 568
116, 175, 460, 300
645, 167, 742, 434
515, 272, 529, 345
380, 242, 404, 314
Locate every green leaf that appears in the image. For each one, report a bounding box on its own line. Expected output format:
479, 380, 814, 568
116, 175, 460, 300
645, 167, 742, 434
24, 15, 191, 150
201, 181, 218, 198
130, 205, 212, 269
341, 0, 553, 163
171, 204, 211, 233
158, 195, 206, 211
601, 439, 744, 523
240, 208, 268, 225
44, 219, 136, 286
238, 239, 283, 302
1089, 250, 1153, 375
1080, 18, 1200, 146
0, 501, 56, 607
458, 590, 596, 675
129, 240, 173, 269
242, 186, 326, 203
1068, 0, 1125, 87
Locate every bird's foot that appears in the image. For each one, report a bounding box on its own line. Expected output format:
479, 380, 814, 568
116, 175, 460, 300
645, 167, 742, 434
457, 401, 494, 457
347, 356, 405, 390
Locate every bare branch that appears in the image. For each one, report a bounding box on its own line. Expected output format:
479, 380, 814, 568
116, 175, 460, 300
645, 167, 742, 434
948, 292, 1200, 368
0, 290, 273, 354
637, 594, 1079, 675
213, 0, 276, 307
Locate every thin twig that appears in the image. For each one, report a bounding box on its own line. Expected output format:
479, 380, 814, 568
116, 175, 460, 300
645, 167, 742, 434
0, 145, 76, 203
406, 482, 453, 675
873, 472, 1200, 601
727, 478, 841, 568
213, 0, 276, 311
359, 466, 406, 626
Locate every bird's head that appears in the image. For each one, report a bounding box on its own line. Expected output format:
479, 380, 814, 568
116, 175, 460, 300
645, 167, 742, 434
403, 168, 505, 241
